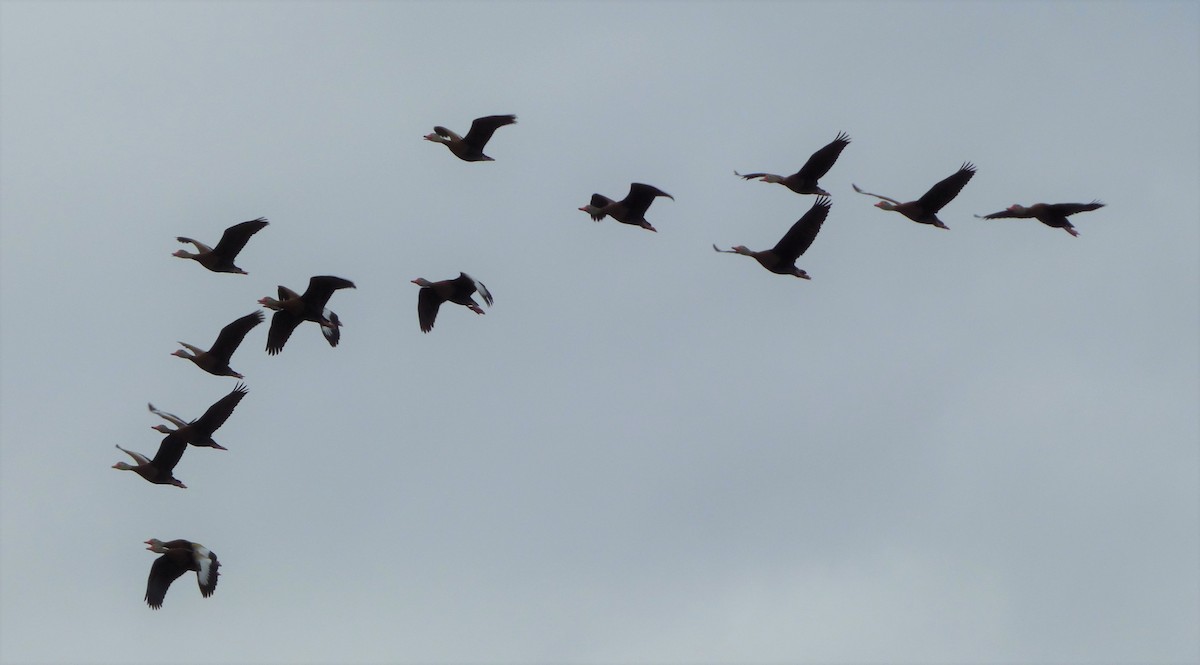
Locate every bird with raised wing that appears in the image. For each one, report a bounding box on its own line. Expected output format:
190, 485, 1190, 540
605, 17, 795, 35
714, 196, 831, 279
975, 201, 1104, 237
853, 162, 976, 229
411, 272, 493, 333
259, 275, 356, 355
424, 114, 516, 162
143, 539, 219, 609
172, 311, 263, 378
112, 428, 190, 488
578, 183, 674, 232
736, 132, 851, 196
173, 217, 268, 274
147, 383, 248, 451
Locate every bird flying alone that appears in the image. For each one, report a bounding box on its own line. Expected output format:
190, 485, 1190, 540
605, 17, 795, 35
735, 131, 851, 196
975, 201, 1104, 237
143, 539, 219, 609
578, 183, 674, 232
173, 217, 268, 274
714, 196, 832, 279
147, 383, 249, 451
259, 275, 356, 355
853, 162, 976, 229
412, 272, 493, 333
424, 114, 516, 162
172, 311, 263, 378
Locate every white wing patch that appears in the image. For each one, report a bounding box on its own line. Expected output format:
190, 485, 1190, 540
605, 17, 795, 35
192, 545, 217, 593
465, 274, 494, 307
321, 309, 341, 347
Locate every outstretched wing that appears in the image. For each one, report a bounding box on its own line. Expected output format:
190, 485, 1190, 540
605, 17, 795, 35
145, 554, 189, 609
148, 403, 188, 429
622, 183, 674, 219
851, 183, 901, 205
191, 383, 248, 437
794, 131, 850, 181
1048, 200, 1105, 217
265, 310, 303, 356
208, 311, 264, 362
734, 171, 772, 180
917, 162, 975, 214
149, 429, 189, 474
175, 237, 213, 253
460, 272, 493, 307
193, 546, 220, 598
211, 218, 268, 261
417, 286, 443, 333
299, 275, 356, 310
975, 208, 1021, 220
463, 114, 516, 150
772, 196, 832, 261
115, 444, 151, 466
321, 310, 342, 347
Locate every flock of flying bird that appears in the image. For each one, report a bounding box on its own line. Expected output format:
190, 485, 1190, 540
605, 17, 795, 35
111, 112, 1105, 610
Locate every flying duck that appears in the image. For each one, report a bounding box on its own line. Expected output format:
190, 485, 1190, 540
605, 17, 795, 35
173, 217, 269, 274
147, 383, 248, 451
735, 132, 851, 196
713, 196, 831, 279
112, 429, 190, 488
411, 272, 493, 333
975, 201, 1105, 237
259, 276, 356, 355
853, 162, 976, 229
143, 539, 219, 609
424, 114, 516, 162
578, 183, 674, 232
172, 311, 263, 378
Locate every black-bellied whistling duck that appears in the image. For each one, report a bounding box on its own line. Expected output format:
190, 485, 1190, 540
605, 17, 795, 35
143, 539, 219, 609
853, 162, 976, 229
975, 201, 1105, 237
259, 276, 356, 355
735, 132, 851, 196
411, 273, 493, 333
172, 311, 263, 378
713, 196, 832, 279
147, 383, 248, 451
424, 114, 516, 162
173, 218, 268, 274
578, 183, 674, 232
112, 429, 190, 488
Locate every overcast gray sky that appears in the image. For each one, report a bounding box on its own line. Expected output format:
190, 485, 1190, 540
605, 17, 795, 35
2, 2, 1197, 664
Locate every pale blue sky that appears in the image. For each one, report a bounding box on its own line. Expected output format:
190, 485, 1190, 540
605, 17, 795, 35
2, 2, 1197, 663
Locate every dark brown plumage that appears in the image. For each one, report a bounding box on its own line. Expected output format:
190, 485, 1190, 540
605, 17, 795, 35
424, 114, 516, 161
975, 201, 1105, 237
713, 196, 831, 279
259, 276, 356, 355
853, 162, 976, 229
173, 218, 268, 274
112, 429, 190, 489
172, 311, 263, 378
735, 132, 851, 196
147, 383, 248, 451
411, 272, 493, 333
578, 183, 674, 232
143, 539, 219, 609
